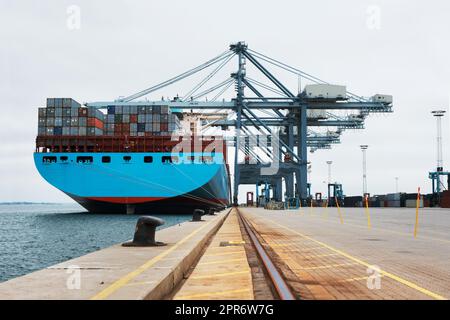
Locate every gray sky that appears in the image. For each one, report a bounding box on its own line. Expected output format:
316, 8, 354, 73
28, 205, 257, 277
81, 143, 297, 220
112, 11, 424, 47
1, 0, 449, 203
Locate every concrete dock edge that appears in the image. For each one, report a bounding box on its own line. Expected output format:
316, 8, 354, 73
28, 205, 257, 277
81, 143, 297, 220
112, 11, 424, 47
0, 209, 230, 300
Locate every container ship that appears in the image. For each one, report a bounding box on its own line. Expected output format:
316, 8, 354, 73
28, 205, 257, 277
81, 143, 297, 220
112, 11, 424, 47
34, 98, 231, 214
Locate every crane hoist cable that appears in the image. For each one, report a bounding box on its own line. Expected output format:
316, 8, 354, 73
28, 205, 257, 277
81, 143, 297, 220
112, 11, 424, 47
182, 53, 235, 101
121, 50, 233, 102
247, 49, 367, 102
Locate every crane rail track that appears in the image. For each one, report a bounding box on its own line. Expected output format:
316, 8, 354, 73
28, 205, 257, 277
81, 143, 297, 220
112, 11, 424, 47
237, 208, 296, 300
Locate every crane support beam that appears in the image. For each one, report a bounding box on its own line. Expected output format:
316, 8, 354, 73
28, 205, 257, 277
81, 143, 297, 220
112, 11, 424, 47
241, 51, 295, 97
209, 120, 364, 127
85, 42, 393, 207
87, 100, 390, 112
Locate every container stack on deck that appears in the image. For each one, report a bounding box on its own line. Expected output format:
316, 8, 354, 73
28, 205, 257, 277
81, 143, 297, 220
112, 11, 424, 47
37, 98, 181, 137
38, 98, 104, 136
104, 105, 181, 136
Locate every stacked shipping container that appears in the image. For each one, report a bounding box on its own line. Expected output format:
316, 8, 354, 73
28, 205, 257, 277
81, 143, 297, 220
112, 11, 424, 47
38, 98, 104, 136
37, 98, 181, 137
104, 104, 181, 136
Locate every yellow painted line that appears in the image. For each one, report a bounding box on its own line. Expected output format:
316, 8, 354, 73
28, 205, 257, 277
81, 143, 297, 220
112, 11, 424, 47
204, 251, 243, 257
299, 262, 358, 270
338, 275, 384, 283
176, 288, 251, 300
320, 217, 450, 244
198, 258, 247, 266
227, 240, 246, 245
260, 217, 447, 300
190, 270, 249, 280
90, 216, 221, 300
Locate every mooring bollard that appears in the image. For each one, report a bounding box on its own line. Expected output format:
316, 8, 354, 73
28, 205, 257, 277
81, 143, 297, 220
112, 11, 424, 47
122, 216, 166, 247
192, 209, 205, 221
207, 208, 216, 216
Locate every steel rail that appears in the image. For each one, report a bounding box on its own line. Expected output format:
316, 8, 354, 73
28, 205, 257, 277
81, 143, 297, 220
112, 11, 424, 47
237, 208, 296, 300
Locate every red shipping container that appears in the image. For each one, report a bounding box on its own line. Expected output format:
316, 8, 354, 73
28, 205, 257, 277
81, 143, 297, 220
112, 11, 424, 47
130, 115, 137, 123
87, 118, 95, 127
145, 132, 153, 137
160, 123, 168, 131
94, 118, 104, 130
88, 118, 104, 129
78, 107, 88, 117
122, 124, 130, 131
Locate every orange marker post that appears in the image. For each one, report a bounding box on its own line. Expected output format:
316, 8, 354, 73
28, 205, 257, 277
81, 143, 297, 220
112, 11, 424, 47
364, 194, 372, 229
414, 187, 420, 238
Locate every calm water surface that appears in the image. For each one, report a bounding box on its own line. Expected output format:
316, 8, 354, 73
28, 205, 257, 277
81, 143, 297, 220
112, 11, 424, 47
0, 203, 190, 282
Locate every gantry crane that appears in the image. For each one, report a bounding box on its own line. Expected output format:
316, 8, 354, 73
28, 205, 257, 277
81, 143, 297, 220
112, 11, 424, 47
87, 42, 393, 206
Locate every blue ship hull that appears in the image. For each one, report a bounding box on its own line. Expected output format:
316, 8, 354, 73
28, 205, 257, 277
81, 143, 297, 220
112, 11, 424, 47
34, 152, 230, 214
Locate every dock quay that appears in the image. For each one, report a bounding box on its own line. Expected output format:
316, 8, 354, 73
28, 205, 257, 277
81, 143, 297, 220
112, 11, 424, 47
0, 210, 229, 300
0, 206, 448, 300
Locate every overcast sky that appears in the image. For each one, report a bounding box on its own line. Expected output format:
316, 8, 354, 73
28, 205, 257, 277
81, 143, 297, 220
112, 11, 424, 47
1, 1, 449, 203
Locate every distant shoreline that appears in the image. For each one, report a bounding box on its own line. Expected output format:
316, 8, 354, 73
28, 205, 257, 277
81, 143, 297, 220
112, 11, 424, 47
0, 202, 69, 205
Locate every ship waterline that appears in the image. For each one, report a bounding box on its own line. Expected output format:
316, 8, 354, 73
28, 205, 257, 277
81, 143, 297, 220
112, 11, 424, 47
34, 152, 231, 214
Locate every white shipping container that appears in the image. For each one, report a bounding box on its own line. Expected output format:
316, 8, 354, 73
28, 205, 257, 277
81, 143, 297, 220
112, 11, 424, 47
304, 84, 346, 100
372, 94, 393, 104
306, 110, 327, 119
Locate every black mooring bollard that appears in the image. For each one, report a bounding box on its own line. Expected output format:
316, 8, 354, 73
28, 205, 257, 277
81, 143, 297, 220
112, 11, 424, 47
122, 216, 166, 247
207, 208, 216, 215
192, 209, 205, 222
